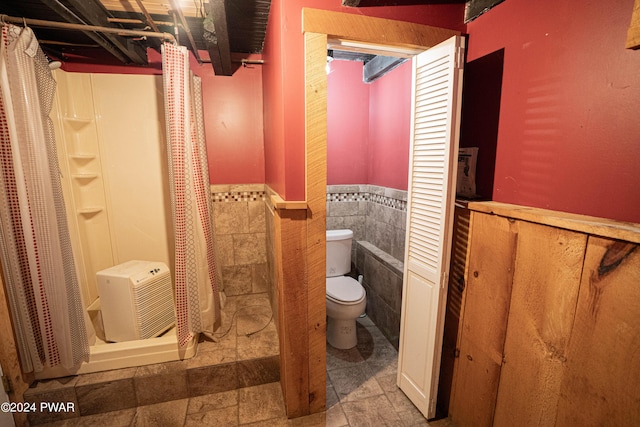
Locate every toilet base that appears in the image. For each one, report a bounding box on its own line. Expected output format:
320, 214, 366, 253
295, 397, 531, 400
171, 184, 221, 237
327, 317, 358, 349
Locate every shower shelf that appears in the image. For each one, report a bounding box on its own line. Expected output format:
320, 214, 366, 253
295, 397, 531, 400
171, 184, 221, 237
63, 116, 93, 131
77, 207, 103, 217
70, 154, 96, 162
72, 173, 99, 182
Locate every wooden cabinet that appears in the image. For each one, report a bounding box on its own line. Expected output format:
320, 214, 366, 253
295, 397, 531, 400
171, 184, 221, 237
449, 202, 640, 426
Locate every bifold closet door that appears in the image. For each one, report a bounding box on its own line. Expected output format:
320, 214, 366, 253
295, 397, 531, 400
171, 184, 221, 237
397, 35, 465, 419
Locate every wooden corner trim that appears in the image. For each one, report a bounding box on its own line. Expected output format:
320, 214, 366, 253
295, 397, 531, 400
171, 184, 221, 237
270, 194, 308, 211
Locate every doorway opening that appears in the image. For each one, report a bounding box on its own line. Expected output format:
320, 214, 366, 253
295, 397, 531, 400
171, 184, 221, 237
303, 9, 464, 420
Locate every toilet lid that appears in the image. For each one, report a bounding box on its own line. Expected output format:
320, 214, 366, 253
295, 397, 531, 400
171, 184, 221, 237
326, 276, 364, 303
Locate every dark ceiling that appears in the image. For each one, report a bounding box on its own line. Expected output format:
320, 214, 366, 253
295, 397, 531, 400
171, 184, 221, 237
0, 0, 272, 75
0, 0, 472, 76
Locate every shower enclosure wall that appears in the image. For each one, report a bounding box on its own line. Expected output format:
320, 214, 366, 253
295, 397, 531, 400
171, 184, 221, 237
36, 70, 196, 380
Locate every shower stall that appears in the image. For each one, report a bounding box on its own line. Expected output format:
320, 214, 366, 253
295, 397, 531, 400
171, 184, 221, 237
35, 70, 197, 380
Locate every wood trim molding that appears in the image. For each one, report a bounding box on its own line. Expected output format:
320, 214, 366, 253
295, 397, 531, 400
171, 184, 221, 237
304, 31, 328, 415
468, 201, 640, 244
269, 194, 308, 210
297, 7, 462, 419
302, 8, 460, 50
627, 0, 640, 49
273, 208, 309, 417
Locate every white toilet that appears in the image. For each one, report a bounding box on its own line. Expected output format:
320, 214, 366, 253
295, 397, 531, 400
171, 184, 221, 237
326, 229, 367, 349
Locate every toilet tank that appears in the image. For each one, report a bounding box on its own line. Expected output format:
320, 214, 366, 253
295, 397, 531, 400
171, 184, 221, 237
326, 229, 353, 277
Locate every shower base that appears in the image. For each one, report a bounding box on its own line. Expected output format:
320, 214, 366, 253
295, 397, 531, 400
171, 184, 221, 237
34, 327, 197, 380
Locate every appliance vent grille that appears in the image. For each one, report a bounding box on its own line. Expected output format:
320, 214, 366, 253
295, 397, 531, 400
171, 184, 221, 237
133, 273, 175, 339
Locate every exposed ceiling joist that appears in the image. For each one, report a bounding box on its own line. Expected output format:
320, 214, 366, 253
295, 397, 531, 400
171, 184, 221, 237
42, 0, 148, 65
134, 0, 160, 32
0, 1, 271, 73
204, 0, 233, 75
363, 55, 407, 83
465, 0, 505, 22
170, 0, 202, 63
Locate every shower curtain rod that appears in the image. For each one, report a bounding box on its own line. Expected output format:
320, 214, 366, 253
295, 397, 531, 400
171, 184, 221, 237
0, 14, 177, 44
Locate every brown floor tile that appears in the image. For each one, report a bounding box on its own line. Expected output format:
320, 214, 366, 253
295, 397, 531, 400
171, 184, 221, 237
187, 363, 239, 397
132, 399, 188, 427
327, 364, 384, 403
76, 377, 137, 416
187, 390, 238, 414
238, 383, 286, 424
341, 394, 404, 427
184, 405, 238, 426
237, 356, 279, 388
134, 361, 189, 406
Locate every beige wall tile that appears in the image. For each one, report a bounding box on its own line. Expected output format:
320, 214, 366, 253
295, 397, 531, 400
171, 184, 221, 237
252, 263, 268, 293
229, 183, 265, 193
215, 235, 235, 267
248, 201, 266, 232
213, 202, 249, 235
233, 233, 266, 265
222, 265, 252, 296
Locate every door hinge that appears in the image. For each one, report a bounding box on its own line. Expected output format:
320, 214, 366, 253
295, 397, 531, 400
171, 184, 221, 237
1, 375, 10, 394
441, 272, 449, 289
455, 45, 465, 69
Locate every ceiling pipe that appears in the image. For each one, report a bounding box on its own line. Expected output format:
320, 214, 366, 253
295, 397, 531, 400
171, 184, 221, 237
200, 58, 264, 66
0, 14, 177, 43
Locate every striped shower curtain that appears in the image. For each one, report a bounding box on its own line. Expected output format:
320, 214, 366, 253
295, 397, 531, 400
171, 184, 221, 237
0, 24, 88, 372
161, 42, 221, 347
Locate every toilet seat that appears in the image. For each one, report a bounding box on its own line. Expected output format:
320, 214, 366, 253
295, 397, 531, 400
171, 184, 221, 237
326, 276, 365, 304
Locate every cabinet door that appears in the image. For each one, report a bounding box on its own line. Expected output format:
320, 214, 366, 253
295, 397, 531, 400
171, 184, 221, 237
397, 35, 465, 419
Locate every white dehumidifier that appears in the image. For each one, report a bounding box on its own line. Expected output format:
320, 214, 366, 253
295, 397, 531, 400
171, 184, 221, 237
96, 260, 175, 342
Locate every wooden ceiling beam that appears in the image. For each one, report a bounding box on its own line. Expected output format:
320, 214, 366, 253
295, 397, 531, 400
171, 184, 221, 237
170, 0, 202, 63
134, 0, 160, 32
41, 0, 148, 65
204, 0, 233, 76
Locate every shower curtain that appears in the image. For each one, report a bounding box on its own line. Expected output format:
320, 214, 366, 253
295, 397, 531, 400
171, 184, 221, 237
161, 42, 221, 347
0, 24, 88, 372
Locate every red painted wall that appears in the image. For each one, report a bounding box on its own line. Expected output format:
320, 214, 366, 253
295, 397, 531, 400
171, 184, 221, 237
368, 60, 412, 191
327, 60, 370, 185
467, 0, 640, 222
261, 4, 287, 197
262, 0, 465, 200
326, 59, 413, 190
61, 49, 265, 185
198, 57, 265, 185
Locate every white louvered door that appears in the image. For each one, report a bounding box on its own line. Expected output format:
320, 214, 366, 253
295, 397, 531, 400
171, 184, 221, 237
397, 35, 465, 419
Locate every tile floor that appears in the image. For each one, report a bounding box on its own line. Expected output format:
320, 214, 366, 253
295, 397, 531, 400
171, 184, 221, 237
32, 315, 454, 426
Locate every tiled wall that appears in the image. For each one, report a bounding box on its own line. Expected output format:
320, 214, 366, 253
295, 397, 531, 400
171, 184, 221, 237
326, 184, 406, 349
355, 242, 404, 349
212, 183, 406, 348
211, 184, 268, 297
